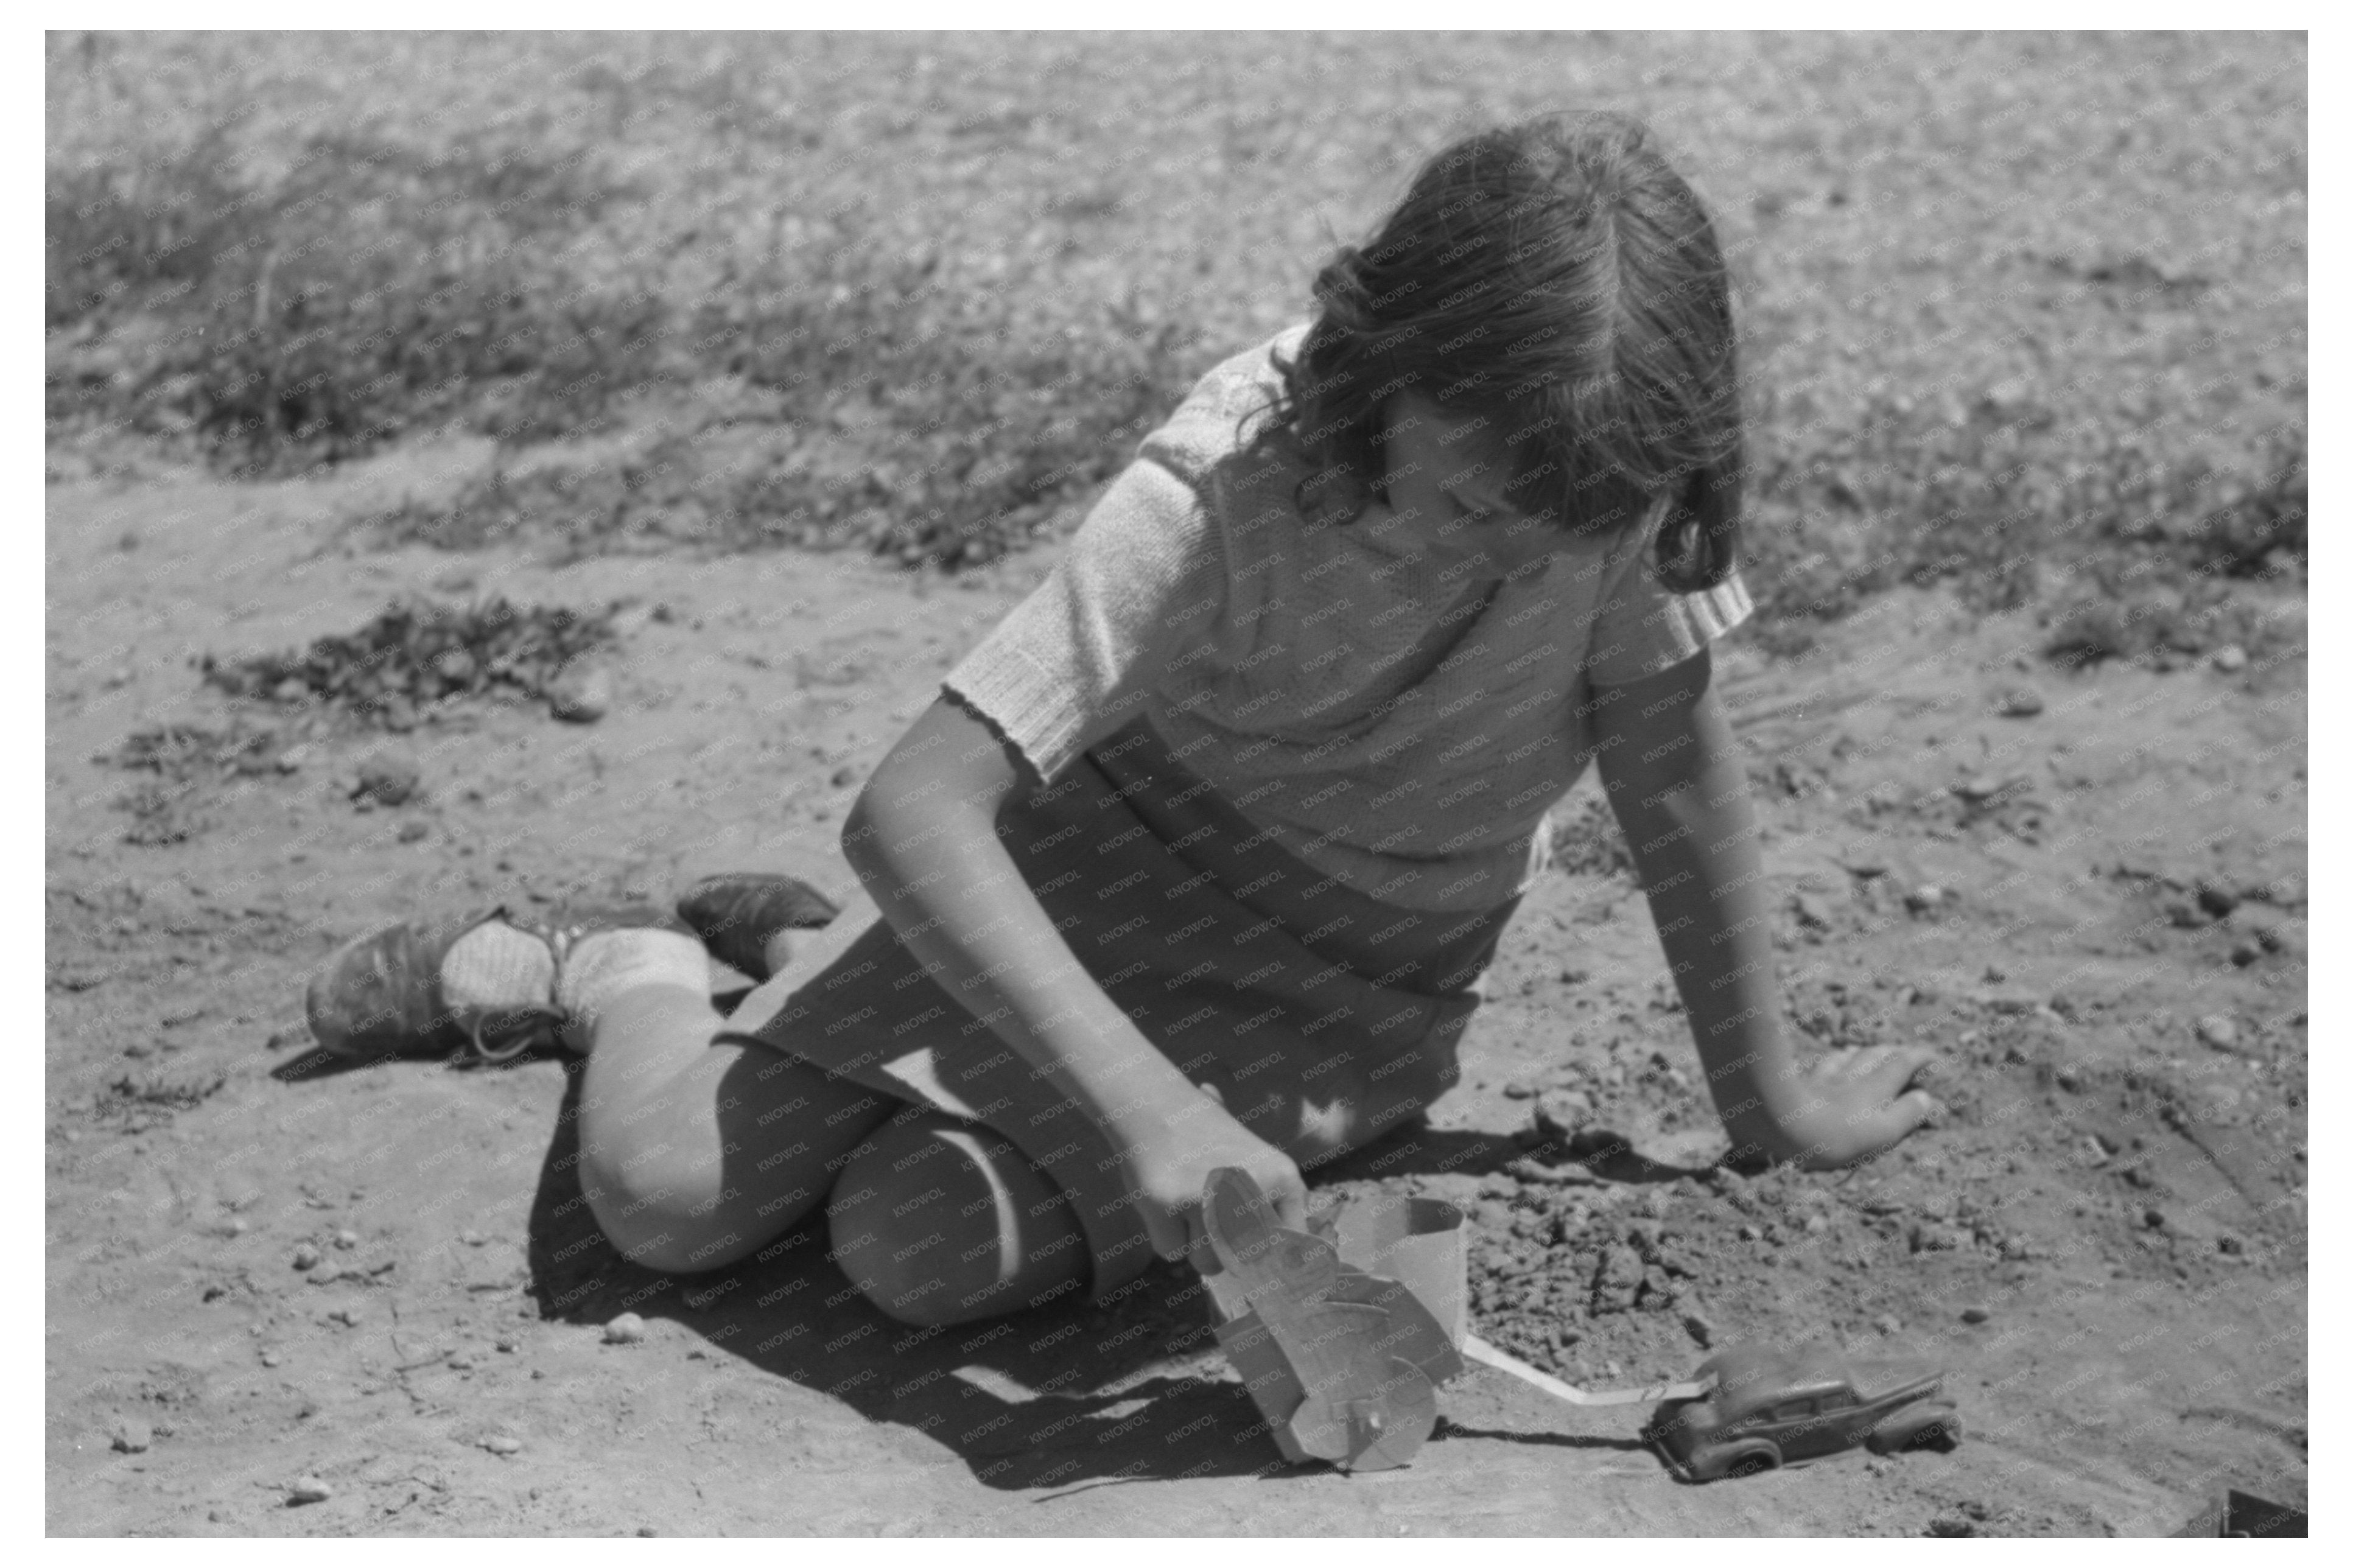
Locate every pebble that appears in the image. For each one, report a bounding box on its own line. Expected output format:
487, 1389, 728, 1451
549, 665, 611, 724
2211, 644, 2247, 673
1532, 1090, 1591, 1143
286, 1477, 333, 1505
1909, 1223, 1962, 1254
2230, 942, 2263, 968
1681, 1310, 1717, 1348
2197, 1016, 2240, 1052
1791, 893, 1832, 930
1501, 1079, 1537, 1100
2055, 1066, 2082, 1091
1873, 1314, 1903, 1336
2194, 878, 2239, 918
397, 820, 430, 844
1903, 884, 1946, 914
328, 1306, 363, 1327
352, 751, 421, 808
603, 1312, 647, 1345
448, 1354, 474, 1371
111, 1418, 153, 1454
1804, 1213, 1829, 1234
496, 1337, 519, 1354
482, 1435, 523, 1456
1996, 685, 2044, 717
333, 1230, 359, 1251
1960, 1306, 1991, 1325
291, 1243, 320, 1272
260, 1350, 282, 1368
2143, 1208, 2167, 1230
459, 1230, 488, 1247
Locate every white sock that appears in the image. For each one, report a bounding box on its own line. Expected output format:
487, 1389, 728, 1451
556, 928, 713, 1042
438, 922, 556, 1014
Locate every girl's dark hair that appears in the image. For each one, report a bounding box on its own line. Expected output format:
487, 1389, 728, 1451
1243, 110, 1742, 593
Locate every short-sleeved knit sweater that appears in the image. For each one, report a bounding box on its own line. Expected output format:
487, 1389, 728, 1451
942, 323, 1755, 915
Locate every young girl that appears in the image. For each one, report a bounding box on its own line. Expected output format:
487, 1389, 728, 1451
309, 111, 1940, 1329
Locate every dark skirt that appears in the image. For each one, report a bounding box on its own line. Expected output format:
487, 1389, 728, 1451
722, 712, 1519, 1300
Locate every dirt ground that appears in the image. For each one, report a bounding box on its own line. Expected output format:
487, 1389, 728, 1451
46, 446, 2306, 1536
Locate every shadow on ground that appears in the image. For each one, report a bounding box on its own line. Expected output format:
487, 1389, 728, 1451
510, 1065, 1667, 1491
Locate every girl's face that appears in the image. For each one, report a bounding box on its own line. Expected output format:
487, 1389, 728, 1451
1366, 390, 1580, 589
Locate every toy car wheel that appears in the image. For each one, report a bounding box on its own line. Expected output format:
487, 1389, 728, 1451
1869, 1409, 1963, 1454
1701, 1440, 1781, 1481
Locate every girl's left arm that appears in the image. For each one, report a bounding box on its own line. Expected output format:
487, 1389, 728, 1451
1591, 648, 1941, 1169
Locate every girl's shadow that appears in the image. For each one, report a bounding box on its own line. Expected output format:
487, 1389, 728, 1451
520, 1073, 1675, 1491
522, 1063, 1306, 1491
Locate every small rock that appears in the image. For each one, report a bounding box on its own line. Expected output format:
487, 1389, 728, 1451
333, 1229, 359, 1251
1903, 884, 1946, 915
1559, 965, 1590, 985
260, 1349, 282, 1368
830, 766, 859, 788
305, 1265, 345, 1286
2230, 942, 2263, 968
2211, 644, 2247, 673
111, 1418, 153, 1454
328, 1306, 363, 1327
448, 1354, 475, 1371
351, 752, 421, 808
2143, 1207, 2167, 1230
482, 1435, 522, 1456
2054, 1066, 2082, 1091
1996, 685, 2044, 718
1500, 1079, 1537, 1100
1873, 1313, 1903, 1335
1909, 1223, 1962, 1254
1804, 1213, 1829, 1235
1927, 1515, 1978, 1538
2194, 878, 2239, 918
603, 1312, 647, 1345
397, 820, 430, 844
495, 1337, 519, 1353
2165, 898, 2210, 929
2197, 1016, 2239, 1052
291, 1243, 320, 1272
459, 1229, 488, 1247
548, 665, 611, 724
286, 1477, 333, 1505
1532, 1090, 1591, 1143
1681, 1310, 1717, 1348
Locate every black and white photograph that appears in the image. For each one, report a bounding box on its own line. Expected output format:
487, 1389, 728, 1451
42, 22, 2309, 1538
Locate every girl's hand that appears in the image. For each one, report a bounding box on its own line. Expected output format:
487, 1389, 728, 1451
1770, 1044, 1943, 1171
1121, 1089, 1308, 1274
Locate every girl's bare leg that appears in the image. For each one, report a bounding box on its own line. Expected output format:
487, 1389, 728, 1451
574, 947, 896, 1273
570, 925, 1091, 1325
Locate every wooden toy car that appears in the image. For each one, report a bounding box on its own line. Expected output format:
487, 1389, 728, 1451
1643, 1343, 1962, 1482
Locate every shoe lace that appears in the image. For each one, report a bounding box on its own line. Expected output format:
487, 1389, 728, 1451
460, 1003, 569, 1066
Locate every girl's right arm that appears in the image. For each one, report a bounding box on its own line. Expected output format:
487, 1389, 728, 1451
839, 693, 1309, 1267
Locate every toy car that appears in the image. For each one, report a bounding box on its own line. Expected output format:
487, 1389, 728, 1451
1644, 1343, 1962, 1482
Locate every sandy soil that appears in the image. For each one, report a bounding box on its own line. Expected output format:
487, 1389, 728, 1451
46, 450, 2306, 1536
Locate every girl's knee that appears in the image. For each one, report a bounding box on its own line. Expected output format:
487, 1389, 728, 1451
580, 1136, 812, 1275
827, 1115, 1086, 1327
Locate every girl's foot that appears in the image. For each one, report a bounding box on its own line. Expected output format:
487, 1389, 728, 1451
674, 873, 841, 981
305, 901, 695, 1065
